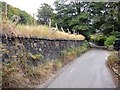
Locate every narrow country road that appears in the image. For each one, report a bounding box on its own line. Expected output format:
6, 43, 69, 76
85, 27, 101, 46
48, 49, 116, 88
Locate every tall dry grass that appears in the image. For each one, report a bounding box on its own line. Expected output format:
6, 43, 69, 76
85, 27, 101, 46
0, 23, 85, 40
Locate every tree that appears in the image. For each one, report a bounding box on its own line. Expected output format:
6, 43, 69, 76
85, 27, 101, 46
52, 0, 120, 37
88, 2, 120, 36
53, 0, 91, 35
37, 3, 53, 25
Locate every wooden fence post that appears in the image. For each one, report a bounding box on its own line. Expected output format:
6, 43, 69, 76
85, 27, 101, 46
49, 18, 52, 28
61, 27, 65, 32
33, 14, 35, 25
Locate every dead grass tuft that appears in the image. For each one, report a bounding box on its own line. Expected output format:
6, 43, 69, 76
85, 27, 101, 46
0, 23, 85, 40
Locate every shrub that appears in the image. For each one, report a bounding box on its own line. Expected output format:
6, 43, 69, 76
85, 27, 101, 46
30, 53, 44, 60
31, 62, 53, 80
97, 36, 106, 46
60, 50, 77, 65
105, 36, 116, 46
2, 61, 30, 88
53, 60, 62, 71
60, 41, 88, 65
2, 62, 18, 87
107, 52, 120, 85
111, 31, 120, 38
107, 52, 119, 65
90, 35, 96, 42
90, 35, 106, 46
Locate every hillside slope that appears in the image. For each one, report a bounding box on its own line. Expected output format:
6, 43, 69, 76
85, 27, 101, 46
0, 1, 35, 24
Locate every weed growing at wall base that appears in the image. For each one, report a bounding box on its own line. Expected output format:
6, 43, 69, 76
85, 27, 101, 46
60, 41, 89, 65
1, 39, 89, 88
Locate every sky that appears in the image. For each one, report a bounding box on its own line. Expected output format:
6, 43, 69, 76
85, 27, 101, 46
0, 0, 55, 16
1, 0, 118, 16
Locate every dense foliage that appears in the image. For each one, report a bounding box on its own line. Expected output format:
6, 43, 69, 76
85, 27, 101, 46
89, 34, 107, 46
37, 3, 54, 25
55, 0, 120, 35
37, 1, 120, 38
105, 35, 116, 46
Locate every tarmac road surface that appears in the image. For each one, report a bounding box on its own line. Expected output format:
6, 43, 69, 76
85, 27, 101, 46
48, 49, 116, 88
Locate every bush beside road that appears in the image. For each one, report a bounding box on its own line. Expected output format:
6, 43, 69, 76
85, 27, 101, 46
107, 52, 120, 87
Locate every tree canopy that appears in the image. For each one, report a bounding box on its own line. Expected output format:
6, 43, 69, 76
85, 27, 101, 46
37, 3, 54, 25
48, 0, 120, 37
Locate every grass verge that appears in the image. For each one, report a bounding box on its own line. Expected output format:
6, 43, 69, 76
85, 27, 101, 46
107, 52, 120, 87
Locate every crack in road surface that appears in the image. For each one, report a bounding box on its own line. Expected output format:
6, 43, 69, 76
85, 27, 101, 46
47, 49, 116, 88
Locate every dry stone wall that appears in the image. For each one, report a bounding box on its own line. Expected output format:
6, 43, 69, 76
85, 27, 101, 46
1, 35, 84, 64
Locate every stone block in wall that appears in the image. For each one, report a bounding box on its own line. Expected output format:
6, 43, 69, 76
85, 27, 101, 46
1, 35, 85, 65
